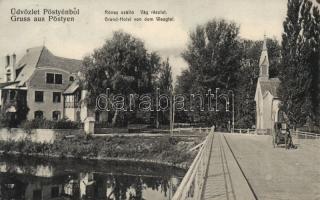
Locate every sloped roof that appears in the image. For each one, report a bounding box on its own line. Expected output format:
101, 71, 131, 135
0, 81, 18, 89
260, 78, 280, 97
15, 46, 44, 86
37, 47, 82, 73
15, 46, 83, 86
64, 80, 79, 94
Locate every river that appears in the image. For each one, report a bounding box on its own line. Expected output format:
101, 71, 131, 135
0, 155, 185, 200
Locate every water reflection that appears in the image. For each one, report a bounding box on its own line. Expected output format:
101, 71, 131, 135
0, 156, 185, 200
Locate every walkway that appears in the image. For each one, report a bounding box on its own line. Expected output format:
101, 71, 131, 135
225, 134, 320, 200
202, 133, 320, 200
202, 133, 255, 200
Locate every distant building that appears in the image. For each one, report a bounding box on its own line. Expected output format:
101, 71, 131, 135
254, 37, 281, 132
0, 46, 87, 122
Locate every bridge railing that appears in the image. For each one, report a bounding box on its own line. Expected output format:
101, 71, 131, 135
233, 128, 256, 134
229, 128, 319, 139
172, 130, 214, 200
173, 127, 212, 134
292, 130, 320, 139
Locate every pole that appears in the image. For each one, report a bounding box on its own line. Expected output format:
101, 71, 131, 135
170, 92, 173, 136
156, 88, 159, 129
228, 90, 235, 133
232, 93, 234, 133
172, 99, 175, 136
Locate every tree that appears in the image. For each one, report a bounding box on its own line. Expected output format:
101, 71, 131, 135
182, 19, 240, 90
157, 58, 173, 125
83, 31, 161, 126
176, 19, 241, 128
158, 58, 173, 93
278, 0, 320, 127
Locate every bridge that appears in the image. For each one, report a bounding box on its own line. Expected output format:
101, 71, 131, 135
172, 130, 320, 200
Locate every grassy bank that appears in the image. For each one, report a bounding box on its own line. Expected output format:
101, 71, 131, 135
0, 134, 205, 168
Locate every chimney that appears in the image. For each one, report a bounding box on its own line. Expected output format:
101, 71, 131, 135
5, 55, 10, 67
12, 53, 16, 67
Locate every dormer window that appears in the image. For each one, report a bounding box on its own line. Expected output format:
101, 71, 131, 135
55, 74, 62, 84
46, 73, 62, 84
46, 73, 54, 83
69, 76, 74, 82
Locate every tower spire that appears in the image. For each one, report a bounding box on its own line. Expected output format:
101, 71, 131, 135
259, 34, 269, 79
263, 33, 267, 50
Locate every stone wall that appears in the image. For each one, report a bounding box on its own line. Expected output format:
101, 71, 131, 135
0, 128, 83, 143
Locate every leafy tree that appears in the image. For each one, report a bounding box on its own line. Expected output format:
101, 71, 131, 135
174, 70, 194, 123
83, 31, 161, 126
182, 19, 240, 90
158, 58, 173, 93
157, 58, 173, 125
278, 0, 320, 127
176, 19, 241, 128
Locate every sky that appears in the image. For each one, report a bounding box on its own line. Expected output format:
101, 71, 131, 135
0, 0, 293, 82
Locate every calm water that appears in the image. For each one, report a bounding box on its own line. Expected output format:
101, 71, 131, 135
0, 156, 185, 200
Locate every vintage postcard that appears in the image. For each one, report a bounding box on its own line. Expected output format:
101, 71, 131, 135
0, 0, 319, 199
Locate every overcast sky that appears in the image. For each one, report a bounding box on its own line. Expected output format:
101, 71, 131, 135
0, 0, 295, 82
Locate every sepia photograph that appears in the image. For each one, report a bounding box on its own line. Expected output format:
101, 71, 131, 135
0, 0, 319, 199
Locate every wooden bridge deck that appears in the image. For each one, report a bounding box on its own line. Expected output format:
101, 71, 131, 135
202, 133, 255, 200
201, 133, 320, 200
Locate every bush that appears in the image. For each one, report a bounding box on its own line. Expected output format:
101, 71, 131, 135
21, 118, 80, 130
95, 121, 112, 128
0, 139, 15, 153
52, 118, 80, 129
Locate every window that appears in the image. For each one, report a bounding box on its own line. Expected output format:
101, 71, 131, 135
53, 92, 61, 103
51, 187, 59, 198
52, 111, 61, 121
9, 90, 15, 101
33, 189, 42, 200
55, 74, 62, 84
35, 91, 44, 102
46, 73, 62, 84
34, 111, 43, 119
69, 76, 74, 82
46, 73, 54, 84
64, 95, 75, 108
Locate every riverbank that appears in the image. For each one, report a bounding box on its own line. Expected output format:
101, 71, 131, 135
0, 134, 205, 169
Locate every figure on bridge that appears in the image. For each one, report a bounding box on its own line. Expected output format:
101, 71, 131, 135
273, 122, 295, 149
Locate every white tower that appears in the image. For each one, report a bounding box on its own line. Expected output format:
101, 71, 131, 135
259, 36, 269, 80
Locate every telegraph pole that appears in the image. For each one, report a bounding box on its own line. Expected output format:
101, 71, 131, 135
170, 92, 173, 136
228, 90, 235, 133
